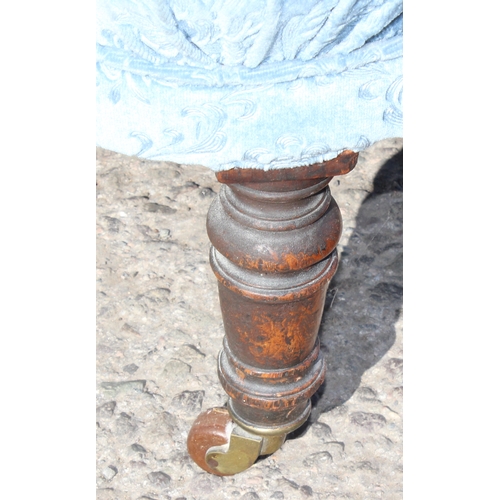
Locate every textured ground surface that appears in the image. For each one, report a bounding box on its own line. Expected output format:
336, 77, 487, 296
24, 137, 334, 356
96, 138, 403, 500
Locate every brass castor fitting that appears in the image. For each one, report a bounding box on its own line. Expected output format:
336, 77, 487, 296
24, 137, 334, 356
187, 407, 285, 476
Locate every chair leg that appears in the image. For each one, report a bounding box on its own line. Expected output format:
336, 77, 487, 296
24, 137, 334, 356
187, 152, 358, 475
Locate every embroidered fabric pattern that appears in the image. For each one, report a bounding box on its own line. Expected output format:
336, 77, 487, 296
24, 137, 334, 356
96, 0, 403, 171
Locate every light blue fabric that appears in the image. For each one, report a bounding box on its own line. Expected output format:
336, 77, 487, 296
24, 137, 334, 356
96, 0, 402, 172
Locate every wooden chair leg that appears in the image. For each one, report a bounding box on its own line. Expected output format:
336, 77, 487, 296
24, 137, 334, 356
187, 151, 358, 475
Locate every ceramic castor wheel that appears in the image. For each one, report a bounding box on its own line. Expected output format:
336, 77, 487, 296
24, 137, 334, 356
187, 407, 285, 476
187, 407, 235, 476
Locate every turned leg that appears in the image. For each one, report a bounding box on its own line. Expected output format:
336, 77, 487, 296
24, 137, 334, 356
188, 151, 358, 475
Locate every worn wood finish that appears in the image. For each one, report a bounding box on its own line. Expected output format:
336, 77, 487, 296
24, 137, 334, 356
204, 155, 357, 436
215, 150, 358, 184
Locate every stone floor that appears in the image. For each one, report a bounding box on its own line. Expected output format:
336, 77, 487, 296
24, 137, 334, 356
96, 138, 403, 500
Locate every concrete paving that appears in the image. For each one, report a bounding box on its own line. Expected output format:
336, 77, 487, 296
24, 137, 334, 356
96, 138, 403, 500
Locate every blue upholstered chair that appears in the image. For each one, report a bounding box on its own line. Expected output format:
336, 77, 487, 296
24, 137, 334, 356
97, 0, 402, 476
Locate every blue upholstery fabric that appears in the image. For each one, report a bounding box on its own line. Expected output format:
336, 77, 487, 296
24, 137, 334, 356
96, 0, 402, 172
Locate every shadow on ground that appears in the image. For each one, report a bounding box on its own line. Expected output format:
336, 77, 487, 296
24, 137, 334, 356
302, 148, 404, 426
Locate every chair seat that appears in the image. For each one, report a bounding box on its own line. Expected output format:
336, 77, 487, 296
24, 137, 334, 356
96, 0, 403, 171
